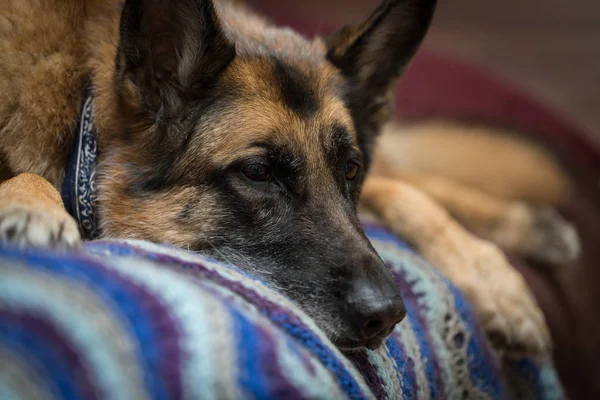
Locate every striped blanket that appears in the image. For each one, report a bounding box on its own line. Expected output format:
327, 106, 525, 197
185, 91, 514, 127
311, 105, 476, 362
0, 221, 564, 399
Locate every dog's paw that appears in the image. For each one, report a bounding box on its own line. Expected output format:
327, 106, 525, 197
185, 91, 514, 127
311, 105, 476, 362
488, 204, 580, 267
426, 232, 551, 358
0, 205, 81, 250
521, 206, 580, 265
458, 240, 551, 358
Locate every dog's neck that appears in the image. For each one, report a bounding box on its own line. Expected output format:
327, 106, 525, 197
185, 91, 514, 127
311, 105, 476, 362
61, 87, 99, 240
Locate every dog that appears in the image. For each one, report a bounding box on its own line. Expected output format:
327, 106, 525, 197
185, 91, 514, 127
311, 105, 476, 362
0, 0, 579, 357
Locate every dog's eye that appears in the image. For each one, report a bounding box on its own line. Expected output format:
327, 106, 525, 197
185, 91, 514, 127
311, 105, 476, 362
345, 161, 360, 181
242, 164, 271, 182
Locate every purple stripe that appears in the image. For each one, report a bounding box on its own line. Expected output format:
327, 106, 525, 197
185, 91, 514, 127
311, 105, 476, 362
393, 269, 448, 400
347, 351, 388, 399
0, 310, 99, 400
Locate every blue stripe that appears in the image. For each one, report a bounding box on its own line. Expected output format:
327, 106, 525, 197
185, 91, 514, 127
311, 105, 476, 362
386, 338, 414, 400
0, 248, 170, 400
230, 306, 271, 399
0, 322, 71, 399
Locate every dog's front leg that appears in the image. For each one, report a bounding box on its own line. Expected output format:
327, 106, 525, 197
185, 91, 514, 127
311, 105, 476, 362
381, 170, 580, 267
360, 175, 550, 358
0, 173, 80, 249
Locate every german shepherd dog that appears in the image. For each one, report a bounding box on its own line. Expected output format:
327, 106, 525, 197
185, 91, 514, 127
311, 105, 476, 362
0, 0, 579, 356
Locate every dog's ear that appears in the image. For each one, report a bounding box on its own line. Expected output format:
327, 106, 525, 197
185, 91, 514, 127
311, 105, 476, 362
326, 0, 436, 162
117, 0, 235, 117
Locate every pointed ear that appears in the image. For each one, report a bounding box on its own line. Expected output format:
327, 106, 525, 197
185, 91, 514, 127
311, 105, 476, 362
116, 0, 235, 117
326, 0, 436, 159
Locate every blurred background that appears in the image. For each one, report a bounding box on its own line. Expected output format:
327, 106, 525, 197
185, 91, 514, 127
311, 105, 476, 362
253, 0, 600, 146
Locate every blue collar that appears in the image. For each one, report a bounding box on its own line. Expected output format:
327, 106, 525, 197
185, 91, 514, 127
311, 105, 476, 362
61, 88, 99, 240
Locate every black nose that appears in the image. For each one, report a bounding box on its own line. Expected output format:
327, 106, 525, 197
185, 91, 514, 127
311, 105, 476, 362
347, 278, 406, 340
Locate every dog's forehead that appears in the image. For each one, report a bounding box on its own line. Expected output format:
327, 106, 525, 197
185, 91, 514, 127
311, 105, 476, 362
227, 56, 348, 115
204, 2, 359, 160
193, 56, 357, 166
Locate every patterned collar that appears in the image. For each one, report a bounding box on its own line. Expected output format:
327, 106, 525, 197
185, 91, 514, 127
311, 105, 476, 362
61, 88, 99, 240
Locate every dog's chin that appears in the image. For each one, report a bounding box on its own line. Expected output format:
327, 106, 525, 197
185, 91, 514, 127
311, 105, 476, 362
333, 336, 389, 352
309, 315, 392, 352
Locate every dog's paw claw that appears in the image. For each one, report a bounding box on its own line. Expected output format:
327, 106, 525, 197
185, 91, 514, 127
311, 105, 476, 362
476, 295, 550, 359
524, 206, 580, 265
0, 206, 81, 250
480, 311, 511, 350
490, 204, 580, 267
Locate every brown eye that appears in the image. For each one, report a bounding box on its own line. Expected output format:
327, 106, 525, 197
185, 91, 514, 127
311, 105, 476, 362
345, 161, 359, 180
242, 164, 271, 182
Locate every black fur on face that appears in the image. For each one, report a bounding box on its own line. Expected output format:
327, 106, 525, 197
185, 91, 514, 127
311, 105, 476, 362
102, 0, 437, 349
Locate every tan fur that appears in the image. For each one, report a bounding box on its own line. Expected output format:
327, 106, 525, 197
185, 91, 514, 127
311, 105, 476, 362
0, 173, 79, 247
376, 120, 571, 205
0, 172, 63, 210
196, 59, 355, 170
0, 0, 92, 185
99, 185, 214, 247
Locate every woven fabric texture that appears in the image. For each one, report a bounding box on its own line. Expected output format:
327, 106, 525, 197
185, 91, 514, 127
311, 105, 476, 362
0, 222, 563, 399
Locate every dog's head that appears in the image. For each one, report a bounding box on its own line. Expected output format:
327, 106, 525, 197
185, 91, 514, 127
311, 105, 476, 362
100, 0, 436, 349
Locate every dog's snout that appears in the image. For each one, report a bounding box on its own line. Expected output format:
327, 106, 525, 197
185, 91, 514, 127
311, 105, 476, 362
349, 291, 405, 339
346, 269, 406, 342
